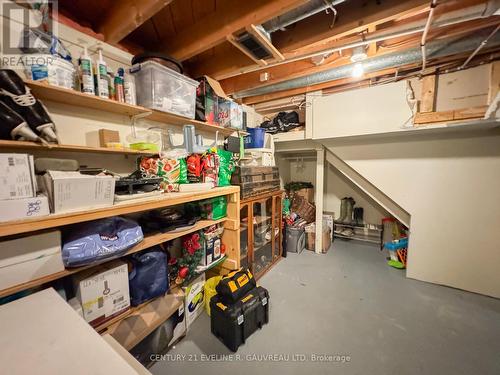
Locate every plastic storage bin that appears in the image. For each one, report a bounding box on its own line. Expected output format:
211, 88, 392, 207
244, 127, 266, 148
132, 61, 198, 118
23, 55, 75, 89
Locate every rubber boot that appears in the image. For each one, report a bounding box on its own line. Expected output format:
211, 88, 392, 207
0, 69, 58, 143
342, 197, 355, 224
0, 101, 41, 142
335, 198, 347, 223
355, 207, 364, 225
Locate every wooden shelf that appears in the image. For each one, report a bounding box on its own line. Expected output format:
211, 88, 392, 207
103, 287, 184, 350
0, 139, 155, 155
0, 186, 239, 238
0, 218, 227, 299
26, 80, 244, 136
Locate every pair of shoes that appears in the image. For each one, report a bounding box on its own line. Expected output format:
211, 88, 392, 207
336, 197, 356, 224
0, 69, 57, 144
353, 207, 364, 226
340, 228, 354, 237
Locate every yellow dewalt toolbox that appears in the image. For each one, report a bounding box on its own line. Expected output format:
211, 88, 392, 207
215, 268, 256, 304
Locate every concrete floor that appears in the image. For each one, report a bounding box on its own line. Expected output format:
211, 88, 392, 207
151, 240, 500, 375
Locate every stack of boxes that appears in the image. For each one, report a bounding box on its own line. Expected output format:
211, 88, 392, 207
0, 153, 49, 222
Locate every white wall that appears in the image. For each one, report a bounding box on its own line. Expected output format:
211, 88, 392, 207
310, 65, 500, 298
310, 65, 491, 140
323, 132, 500, 298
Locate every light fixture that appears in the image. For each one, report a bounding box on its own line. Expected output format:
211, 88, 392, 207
352, 63, 364, 78
350, 46, 367, 63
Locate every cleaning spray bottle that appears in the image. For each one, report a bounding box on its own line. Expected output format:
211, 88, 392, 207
79, 46, 94, 95
96, 48, 109, 99
115, 68, 125, 103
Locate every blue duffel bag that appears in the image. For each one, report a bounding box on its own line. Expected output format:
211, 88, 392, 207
62, 217, 144, 267
129, 247, 168, 306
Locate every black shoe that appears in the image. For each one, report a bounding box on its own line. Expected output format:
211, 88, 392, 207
0, 101, 40, 142
0, 69, 58, 143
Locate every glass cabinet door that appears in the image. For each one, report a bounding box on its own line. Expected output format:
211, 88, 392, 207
240, 204, 249, 270
251, 197, 273, 276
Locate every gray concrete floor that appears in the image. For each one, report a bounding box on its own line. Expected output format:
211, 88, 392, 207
151, 240, 500, 375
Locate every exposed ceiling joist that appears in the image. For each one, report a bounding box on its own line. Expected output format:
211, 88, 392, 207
163, 0, 309, 61
272, 0, 430, 54
97, 0, 174, 44
186, 0, 432, 80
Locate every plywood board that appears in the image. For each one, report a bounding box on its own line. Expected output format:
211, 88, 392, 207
0, 289, 141, 375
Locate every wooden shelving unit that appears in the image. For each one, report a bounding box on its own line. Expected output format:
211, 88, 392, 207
102, 287, 185, 350
26, 80, 246, 136
0, 186, 239, 237
0, 218, 227, 299
0, 139, 155, 155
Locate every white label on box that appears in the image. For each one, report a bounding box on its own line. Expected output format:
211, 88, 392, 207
214, 239, 221, 258
0, 154, 35, 200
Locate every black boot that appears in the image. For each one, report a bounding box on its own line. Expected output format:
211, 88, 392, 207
0, 69, 58, 143
0, 101, 41, 142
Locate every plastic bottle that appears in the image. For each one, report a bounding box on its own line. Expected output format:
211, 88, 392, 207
96, 48, 109, 99
115, 68, 125, 103
79, 46, 94, 95
107, 67, 115, 101
123, 68, 136, 105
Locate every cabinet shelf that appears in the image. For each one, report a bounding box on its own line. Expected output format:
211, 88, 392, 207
0, 186, 239, 238
100, 287, 185, 350
0, 139, 155, 155
0, 218, 227, 299
26, 80, 244, 136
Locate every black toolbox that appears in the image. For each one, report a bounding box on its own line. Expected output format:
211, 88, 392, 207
210, 286, 269, 352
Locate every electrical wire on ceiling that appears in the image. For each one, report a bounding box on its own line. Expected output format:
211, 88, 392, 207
420, 0, 438, 74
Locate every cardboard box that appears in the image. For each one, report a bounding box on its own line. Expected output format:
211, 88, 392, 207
42, 170, 115, 213
0, 194, 49, 222
98, 129, 120, 147
323, 212, 335, 241
0, 230, 64, 290
73, 261, 130, 327
201, 226, 223, 266
218, 99, 243, 129
0, 153, 36, 200
295, 187, 314, 203
183, 273, 205, 328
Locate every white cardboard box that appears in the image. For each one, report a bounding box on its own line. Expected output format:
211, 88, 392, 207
0, 153, 36, 200
42, 170, 115, 213
183, 273, 205, 329
0, 230, 64, 290
73, 261, 130, 327
0, 195, 49, 222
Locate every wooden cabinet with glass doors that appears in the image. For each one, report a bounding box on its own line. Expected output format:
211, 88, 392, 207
240, 190, 283, 280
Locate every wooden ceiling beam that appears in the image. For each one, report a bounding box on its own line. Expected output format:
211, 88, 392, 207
245, 24, 285, 61
273, 0, 430, 54
226, 35, 268, 67
97, 0, 174, 44
163, 0, 309, 61
221, 17, 500, 95
186, 0, 429, 79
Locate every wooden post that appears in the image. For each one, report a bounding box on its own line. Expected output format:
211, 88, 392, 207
315, 148, 325, 254
488, 61, 500, 105
221, 191, 241, 273
420, 75, 437, 113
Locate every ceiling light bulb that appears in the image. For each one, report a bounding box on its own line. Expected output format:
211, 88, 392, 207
352, 63, 364, 78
